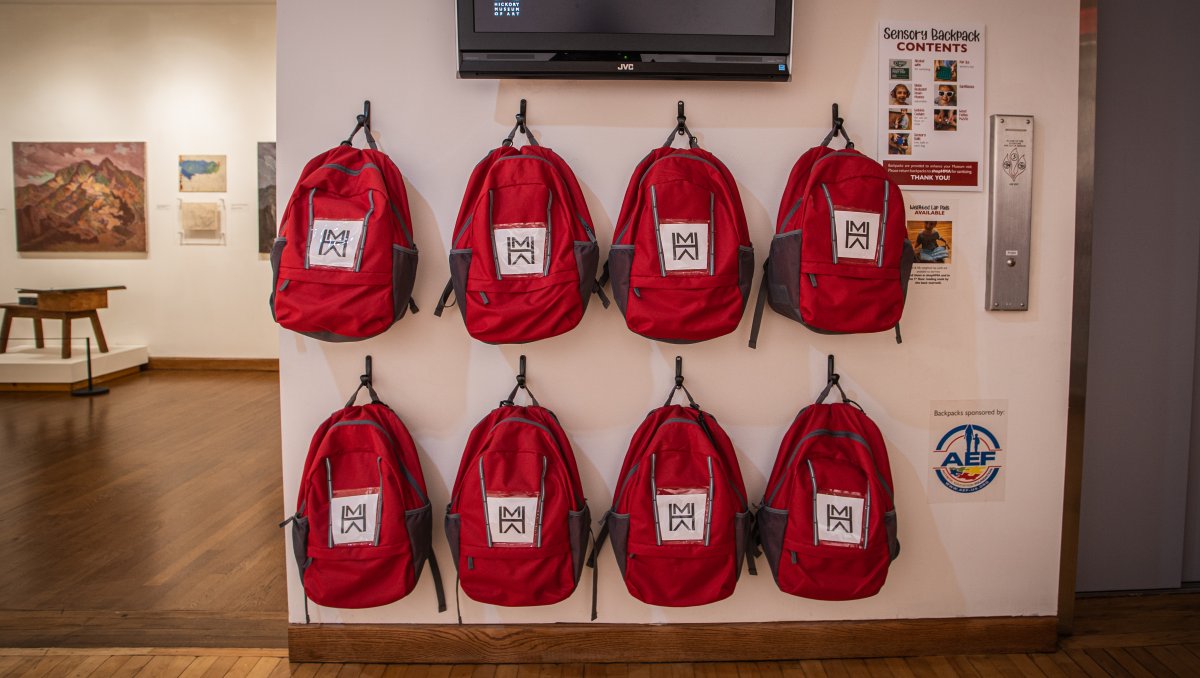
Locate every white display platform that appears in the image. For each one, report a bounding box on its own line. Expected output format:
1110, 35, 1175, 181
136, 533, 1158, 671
0, 344, 149, 385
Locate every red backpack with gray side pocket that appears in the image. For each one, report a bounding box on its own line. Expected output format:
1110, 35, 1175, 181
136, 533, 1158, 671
755, 360, 900, 600
602, 104, 754, 343
444, 357, 592, 615
433, 101, 607, 344
749, 119, 914, 348
281, 360, 445, 620
271, 107, 419, 342
588, 358, 756, 615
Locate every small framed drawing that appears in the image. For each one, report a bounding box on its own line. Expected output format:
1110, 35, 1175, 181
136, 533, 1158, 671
178, 198, 226, 246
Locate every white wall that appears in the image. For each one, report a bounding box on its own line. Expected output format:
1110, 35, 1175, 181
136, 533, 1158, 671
0, 4, 277, 358
278, 0, 1079, 624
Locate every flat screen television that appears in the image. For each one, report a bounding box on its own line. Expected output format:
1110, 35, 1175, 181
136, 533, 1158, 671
457, 0, 793, 81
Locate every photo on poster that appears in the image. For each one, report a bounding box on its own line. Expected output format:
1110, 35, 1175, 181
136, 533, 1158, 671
257, 142, 276, 254
928, 400, 1008, 503
889, 59, 911, 80
878, 22, 985, 191
12, 141, 147, 253
179, 154, 227, 192
906, 198, 957, 287
887, 133, 912, 155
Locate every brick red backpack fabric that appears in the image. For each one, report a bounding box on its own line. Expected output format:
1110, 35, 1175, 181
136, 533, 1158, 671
755, 366, 900, 600
433, 108, 607, 344
281, 365, 446, 620
603, 110, 754, 342
589, 359, 756, 613
270, 115, 418, 342
748, 125, 914, 348
444, 359, 591, 615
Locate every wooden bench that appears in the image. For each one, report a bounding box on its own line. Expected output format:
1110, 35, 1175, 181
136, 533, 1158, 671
0, 286, 124, 359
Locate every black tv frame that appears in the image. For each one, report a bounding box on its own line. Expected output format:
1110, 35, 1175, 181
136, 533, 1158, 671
456, 0, 793, 81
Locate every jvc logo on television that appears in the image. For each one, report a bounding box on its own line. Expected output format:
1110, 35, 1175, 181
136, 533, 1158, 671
493, 1, 520, 17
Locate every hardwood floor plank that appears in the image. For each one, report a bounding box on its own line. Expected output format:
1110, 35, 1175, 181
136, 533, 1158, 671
62, 654, 111, 678
945, 655, 984, 677
1036, 653, 1086, 678
1150, 645, 1200, 675
178, 657, 220, 678
1061, 651, 1110, 678
246, 658, 284, 678
1005, 654, 1047, 677
87, 655, 139, 678
133, 655, 197, 677
1104, 648, 1155, 678
1123, 647, 1173, 676
1082, 649, 1130, 677
111, 656, 154, 677
198, 656, 241, 678
21, 654, 70, 677
880, 658, 915, 678
288, 665, 321, 678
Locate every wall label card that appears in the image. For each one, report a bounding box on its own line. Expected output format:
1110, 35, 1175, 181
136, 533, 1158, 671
905, 198, 957, 287
493, 225, 547, 277
655, 490, 709, 543
879, 23, 986, 191
928, 400, 1008, 502
486, 494, 540, 545
659, 222, 711, 274
331, 488, 380, 546
816, 492, 865, 546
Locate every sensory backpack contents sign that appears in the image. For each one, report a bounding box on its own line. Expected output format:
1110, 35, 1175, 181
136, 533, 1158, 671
928, 400, 1008, 502
879, 22, 986, 191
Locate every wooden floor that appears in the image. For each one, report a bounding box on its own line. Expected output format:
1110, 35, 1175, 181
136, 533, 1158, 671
0, 370, 287, 647
0, 370, 1198, 675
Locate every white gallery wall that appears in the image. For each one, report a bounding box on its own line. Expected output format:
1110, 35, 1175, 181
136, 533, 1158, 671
278, 0, 1079, 623
0, 4, 278, 359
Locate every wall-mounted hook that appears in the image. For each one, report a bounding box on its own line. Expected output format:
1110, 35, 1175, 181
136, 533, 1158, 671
359, 100, 372, 128
517, 98, 528, 133
677, 100, 687, 128
675, 355, 685, 387
827, 354, 838, 385
517, 354, 527, 387
362, 354, 373, 387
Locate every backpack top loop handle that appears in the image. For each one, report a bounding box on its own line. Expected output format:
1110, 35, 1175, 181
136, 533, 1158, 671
815, 354, 864, 411
501, 354, 541, 407
345, 354, 382, 407
663, 355, 700, 409
502, 98, 541, 148
662, 100, 700, 149
820, 102, 855, 150
341, 100, 379, 151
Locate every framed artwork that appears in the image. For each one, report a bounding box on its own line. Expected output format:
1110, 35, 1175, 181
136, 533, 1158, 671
13, 141, 148, 253
178, 199, 226, 246
258, 142, 277, 254
179, 154, 227, 192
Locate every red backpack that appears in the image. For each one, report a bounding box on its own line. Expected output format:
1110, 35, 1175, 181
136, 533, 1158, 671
434, 100, 606, 343
589, 358, 756, 613
271, 105, 419, 342
445, 356, 592, 614
281, 358, 445, 620
603, 103, 754, 343
749, 118, 914, 348
756, 358, 900, 600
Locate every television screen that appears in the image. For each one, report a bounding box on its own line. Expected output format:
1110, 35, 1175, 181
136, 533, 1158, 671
458, 0, 793, 80
475, 1, 776, 37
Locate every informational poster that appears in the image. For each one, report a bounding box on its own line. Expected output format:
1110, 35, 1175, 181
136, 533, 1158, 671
928, 400, 1008, 502
879, 22, 986, 191
905, 197, 957, 287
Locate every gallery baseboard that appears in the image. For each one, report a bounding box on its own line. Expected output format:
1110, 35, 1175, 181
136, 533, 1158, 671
147, 357, 279, 372
288, 616, 1058, 664
0, 366, 142, 393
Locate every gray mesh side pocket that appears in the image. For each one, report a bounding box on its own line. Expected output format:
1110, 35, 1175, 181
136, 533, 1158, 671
885, 510, 901, 562
269, 237, 287, 321
406, 503, 433, 580
392, 244, 418, 321
737, 246, 755, 307
444, 510, 462, 573
606, 512, 631, 579
755, 506, 788, 584
607, 246, 635, 318
568, 505, 591, 585
290, 515, 310, 582
767, 232, 804, 323
734, 511, 752, 582
449, 249, 473, 324
574, 241, 600, 314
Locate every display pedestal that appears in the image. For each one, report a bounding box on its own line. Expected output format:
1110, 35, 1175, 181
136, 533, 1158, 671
0, 344, 149, 392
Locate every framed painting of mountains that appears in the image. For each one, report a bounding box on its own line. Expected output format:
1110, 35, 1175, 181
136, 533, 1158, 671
13, 142, 147, 253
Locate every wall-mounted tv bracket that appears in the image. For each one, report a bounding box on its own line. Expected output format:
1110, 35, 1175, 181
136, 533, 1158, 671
663, 101, 700, 149
503, 98, 540, 147
342, 100, 377, 150
821, 103, 855, 149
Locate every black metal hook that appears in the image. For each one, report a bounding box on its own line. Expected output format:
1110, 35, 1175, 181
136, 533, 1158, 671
362, 354, 373, 387
359, 100, 371, 129
827, 354, 838, 386
664, 100, 699, 149
823, 103, 855, 149
517, 98, 527, 134
516, 354, 527, 388
675, 355, 684, 388
677, 101, 686, 128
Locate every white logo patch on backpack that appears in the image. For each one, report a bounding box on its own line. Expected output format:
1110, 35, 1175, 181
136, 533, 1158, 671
487, 494, 540, 545
833, 210, 881, 261
816, 492, 865, 546
655, 490, 708, 543
331, 488, 380, 546
308, 218, 366, 269
493, 225, 547, 276
659, 222, 710, 273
